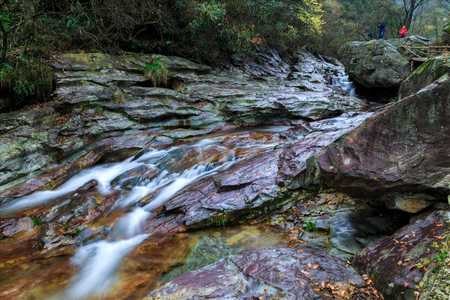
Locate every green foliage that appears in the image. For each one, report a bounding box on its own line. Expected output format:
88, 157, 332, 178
303, 219, 317, 232
0, 0, 326, 64
144, 57, 169, 87
297, 0, 324, 34
0, 57, 54, 107
0, 11, 13, 32
31, 216, 43, 227
413, 2, 449, 41
434, 249, 449, 264
418, 235, 450, 299
181, 0, 324, 61
0, 0, 446, 65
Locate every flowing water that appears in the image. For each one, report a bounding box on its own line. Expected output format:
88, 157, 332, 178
0, 62, 373, 299
0, 128, 292, 299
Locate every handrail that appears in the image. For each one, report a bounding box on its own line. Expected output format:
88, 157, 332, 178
401, 44, 450, 60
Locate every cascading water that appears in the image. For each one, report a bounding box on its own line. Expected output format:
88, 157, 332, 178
0, 160, 143, 216
0, 137, 256, 299
65, 234, 149, 299
63, 149, 238, 299
338, 75, 357, 97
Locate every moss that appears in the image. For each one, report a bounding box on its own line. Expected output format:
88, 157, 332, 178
62, 53, 113, 70
417, 233, 450, 299
112, 89, 126, 104
400, 56, 450, 98
205, 213, 233, 227
197, 190, 315, 230
161, 235, 236, 282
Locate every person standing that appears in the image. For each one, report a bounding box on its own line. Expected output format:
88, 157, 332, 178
378, 22, 386, 39
399, 25, 409, 38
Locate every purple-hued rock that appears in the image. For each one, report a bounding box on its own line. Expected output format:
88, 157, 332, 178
149, 247, 365, 299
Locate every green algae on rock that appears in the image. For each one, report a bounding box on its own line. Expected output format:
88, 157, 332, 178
399, 56, 450, 99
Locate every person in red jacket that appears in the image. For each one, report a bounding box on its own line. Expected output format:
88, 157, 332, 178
399, 25, 409, 38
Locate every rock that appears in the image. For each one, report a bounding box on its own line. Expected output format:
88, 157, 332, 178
143, 113, 370, 233
0, 49, 367, 216
399, 56, 449, 99
232, 47, 291, 79
0, 49, 374, 298
279, 192, 411, 259
387, 36, 431, 54
303, 75, 450, 197
354, 210, 449, 299
339, 40, 409, 88
339, 36, 430, 89
1, 217, 34, 237
385, 193, 434, 214
149, 247, 366, 299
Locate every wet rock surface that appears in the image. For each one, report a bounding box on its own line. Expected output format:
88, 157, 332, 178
1, 47, 448, 300
148, 247, 368, 300
354, 210, 449, 300
0, 49, 378, 299
304, 75, 450, 197
0, 50, 363, 194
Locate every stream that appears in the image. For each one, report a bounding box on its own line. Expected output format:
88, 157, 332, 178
0, 49, 399, 299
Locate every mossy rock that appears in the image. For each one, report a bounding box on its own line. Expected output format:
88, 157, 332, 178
338, 39, 410, 88
399, 56, 450, 99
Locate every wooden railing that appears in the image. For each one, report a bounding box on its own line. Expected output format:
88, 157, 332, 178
402, 45, 450, 62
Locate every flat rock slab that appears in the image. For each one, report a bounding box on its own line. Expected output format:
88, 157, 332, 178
148, 247, 366, 299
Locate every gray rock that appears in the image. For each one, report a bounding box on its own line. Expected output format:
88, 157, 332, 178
339, 36, 430, 89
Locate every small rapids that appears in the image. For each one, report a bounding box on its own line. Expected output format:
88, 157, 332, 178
65, 234, 149, 299
23, 144, 228, 298
64, 162, 232, 299
1, 135, 281, 299
0, 160, 143, 216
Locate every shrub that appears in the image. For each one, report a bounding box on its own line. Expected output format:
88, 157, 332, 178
0, 0, 326, 65
0, 57, 54, 109
180, 0, 324, 62
144, 57, 169, 87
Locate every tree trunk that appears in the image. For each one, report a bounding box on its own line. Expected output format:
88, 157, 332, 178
403, 0, 416, 28
405, 11, 414, 28
0, 25, 7, 63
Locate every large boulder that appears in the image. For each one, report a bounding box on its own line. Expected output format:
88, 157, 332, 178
302, 74, 450, 197
148, 247, 370, 299
354, 210, 450, 300
399, 56, 450, 99
339, 36, 429, 89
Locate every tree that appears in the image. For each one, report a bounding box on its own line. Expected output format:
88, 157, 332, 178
399, 0, 450, 28
0, 0, 15, 63
402, 0, 425, 28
